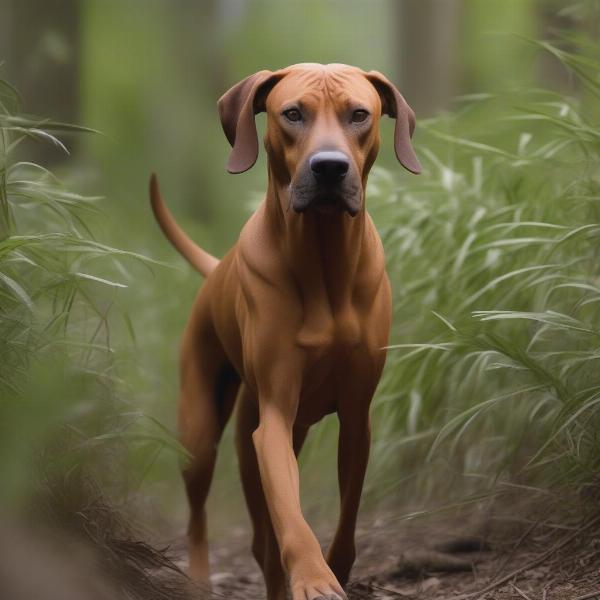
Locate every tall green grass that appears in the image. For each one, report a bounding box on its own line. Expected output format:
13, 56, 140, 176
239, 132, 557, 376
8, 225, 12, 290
363, 35, 600, 512
0, 72, 183, 509
0, 70, 194, 598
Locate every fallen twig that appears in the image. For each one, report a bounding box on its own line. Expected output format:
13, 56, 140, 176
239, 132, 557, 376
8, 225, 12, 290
370, 582, 412, 597
511, 583, 534, 600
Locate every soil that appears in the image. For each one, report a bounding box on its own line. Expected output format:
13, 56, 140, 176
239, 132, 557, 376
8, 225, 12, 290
170, 508, 600, 600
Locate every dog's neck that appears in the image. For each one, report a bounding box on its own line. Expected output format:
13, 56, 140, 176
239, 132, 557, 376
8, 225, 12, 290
265, 173, 366, 313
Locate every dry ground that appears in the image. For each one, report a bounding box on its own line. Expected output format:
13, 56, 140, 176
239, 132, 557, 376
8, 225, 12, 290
169, 507, 600, 600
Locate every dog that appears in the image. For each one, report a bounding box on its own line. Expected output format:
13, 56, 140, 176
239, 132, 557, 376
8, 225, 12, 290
150, 63, 420, 600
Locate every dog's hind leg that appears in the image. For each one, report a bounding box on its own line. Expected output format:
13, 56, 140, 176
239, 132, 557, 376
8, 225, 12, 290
236, 386, 309, 600
179, 318, 239, 587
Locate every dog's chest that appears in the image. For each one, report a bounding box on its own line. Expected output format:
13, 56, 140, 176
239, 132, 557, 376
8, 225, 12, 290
295, 305, 362, 355
293, 308, 374, 425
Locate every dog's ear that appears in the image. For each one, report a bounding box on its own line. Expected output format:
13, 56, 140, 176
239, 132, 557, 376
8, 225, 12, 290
365, 71, 422, 175
218, 70, 284, 174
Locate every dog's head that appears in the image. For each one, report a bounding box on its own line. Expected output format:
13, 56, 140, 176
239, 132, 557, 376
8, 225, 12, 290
218, 63, 421, 216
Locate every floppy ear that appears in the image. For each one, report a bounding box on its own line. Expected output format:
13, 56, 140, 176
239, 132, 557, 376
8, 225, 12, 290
365, 71, 422, 175
218, 70, 284, 174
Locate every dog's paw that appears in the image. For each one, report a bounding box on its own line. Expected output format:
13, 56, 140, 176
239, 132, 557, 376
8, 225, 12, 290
292, 586, 346, 600
290, 564, 347, 600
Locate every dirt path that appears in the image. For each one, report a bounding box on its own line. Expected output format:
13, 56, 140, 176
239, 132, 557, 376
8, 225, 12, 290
170, 509, 600, 600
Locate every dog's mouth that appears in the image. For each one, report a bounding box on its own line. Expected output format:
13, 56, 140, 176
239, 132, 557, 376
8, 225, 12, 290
313, 203, 340, 215
289, 185, 362, 217
312, 192, 350, 214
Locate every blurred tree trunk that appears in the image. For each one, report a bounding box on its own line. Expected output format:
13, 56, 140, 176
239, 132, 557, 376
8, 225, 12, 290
0, 1, 13, 74
170, 0, 230, 222
0, 0, 81, 163
174, 0, 229, 102
535, 2, 579, 92
396, 0, 463, 116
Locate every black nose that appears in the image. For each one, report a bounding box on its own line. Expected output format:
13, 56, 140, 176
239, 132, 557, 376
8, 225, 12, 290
309, 151, 349, 184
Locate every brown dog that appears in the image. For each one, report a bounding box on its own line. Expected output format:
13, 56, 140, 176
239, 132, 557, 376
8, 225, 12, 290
150, 63, 420, 600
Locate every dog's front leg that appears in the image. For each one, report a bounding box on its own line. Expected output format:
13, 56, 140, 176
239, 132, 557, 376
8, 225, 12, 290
252, 372, 347, 600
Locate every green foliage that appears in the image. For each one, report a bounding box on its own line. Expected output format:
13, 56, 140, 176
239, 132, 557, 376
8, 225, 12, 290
364, 35, 600, 509
0, 72, 182, 509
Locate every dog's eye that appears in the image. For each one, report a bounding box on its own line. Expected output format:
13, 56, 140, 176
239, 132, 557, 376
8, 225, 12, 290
283, 108, 303, 123
351, 109, 369, 123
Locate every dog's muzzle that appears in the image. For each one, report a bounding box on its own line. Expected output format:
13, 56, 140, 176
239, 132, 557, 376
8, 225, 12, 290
290, 150, 362, 216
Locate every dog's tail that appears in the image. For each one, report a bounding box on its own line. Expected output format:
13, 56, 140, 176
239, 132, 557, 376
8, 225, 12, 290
149, 173, 219, 277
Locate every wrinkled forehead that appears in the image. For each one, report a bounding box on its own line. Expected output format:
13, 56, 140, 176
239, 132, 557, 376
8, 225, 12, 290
266, 63, 380, 110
